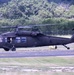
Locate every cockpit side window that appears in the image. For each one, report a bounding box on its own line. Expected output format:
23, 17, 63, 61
3, 37, 13, 43
5, 38, 7, 42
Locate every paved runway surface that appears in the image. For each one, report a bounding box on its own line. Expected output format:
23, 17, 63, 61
0, 50, 74, 58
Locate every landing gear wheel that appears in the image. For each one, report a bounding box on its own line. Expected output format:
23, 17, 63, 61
4, 48, 9, 51
55, 45, 57, 49
67, 47, 70, 50
3, 46, 10, 51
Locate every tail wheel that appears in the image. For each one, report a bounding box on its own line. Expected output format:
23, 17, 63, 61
55, 45, 57, 49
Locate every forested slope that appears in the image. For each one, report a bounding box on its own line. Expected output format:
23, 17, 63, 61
0, 0, 74, 34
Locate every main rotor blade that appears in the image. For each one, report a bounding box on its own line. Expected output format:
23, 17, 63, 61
26, 24, 57, 27
0, 24, 57, 29
1, 25, 32, 29
1, 26, 17, 28
18, 26, 32, 29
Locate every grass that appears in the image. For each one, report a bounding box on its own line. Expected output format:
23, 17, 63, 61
0, 56, 74, 66
0, 71, 74, 75
0, 56, 74, 75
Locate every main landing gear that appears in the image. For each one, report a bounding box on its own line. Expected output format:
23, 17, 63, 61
3, 37, 16, 51
3, 43, 16, 51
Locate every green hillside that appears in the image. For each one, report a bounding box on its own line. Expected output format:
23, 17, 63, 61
0, 0, 74, 34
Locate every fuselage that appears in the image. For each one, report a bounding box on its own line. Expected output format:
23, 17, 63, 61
0, 28, 74, 51
0, 34, 72, 48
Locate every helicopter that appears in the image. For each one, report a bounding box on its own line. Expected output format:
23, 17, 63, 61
0, 25, 74, 51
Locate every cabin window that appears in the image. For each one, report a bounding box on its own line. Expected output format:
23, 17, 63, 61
16, 37, 21, 43
15, 37, 27, 43
5, 38, 7, 42
2, 38, 7, 42
0, 38, 2, 42
21, 37, 26, 43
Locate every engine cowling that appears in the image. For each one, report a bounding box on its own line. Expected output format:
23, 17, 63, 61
15, 31, 42, 36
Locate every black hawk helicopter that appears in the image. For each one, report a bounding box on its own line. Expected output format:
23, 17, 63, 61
0, 25, 74, 51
